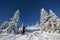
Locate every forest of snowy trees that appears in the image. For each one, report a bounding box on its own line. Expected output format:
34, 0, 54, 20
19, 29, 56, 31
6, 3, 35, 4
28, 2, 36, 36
40, 8, 60, 33
0, 8, 60, 35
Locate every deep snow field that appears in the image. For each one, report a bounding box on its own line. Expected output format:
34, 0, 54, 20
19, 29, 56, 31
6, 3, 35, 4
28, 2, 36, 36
0, 27, 40, 40
0, 28, 60, 40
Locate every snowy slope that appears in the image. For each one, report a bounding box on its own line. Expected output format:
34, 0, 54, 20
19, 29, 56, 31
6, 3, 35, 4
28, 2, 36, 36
26, 31, 60, 40
0, 30, 60, 40
26, 31, 49, 40
0, 32, 31, 40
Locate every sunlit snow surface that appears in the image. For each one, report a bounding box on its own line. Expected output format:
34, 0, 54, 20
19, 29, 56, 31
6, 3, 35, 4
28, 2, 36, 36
27, 31, 60, 40
0, 31, 60, 40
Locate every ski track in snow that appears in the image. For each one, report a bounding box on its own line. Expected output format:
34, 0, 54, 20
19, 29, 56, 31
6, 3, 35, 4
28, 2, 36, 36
0, 31, 60, 40
0, 32, 31, 40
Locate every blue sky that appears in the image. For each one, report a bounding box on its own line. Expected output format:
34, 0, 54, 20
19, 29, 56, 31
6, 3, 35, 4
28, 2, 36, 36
0, 0, 60, 26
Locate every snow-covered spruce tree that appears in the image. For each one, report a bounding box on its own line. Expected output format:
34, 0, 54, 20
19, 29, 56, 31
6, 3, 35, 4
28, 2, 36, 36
0, 10, 20, 34
49, 9, 59, 33
40, 8, 49, 31
40, 8, 48, 23
35, 22, 39, 27
7, 10, 20, 34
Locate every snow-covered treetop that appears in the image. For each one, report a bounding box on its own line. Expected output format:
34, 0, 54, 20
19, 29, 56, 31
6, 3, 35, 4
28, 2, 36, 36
35, 22, 39, 27
40, 8, 48, 23
11, 10, 20, 23
41, 8, 45, 11
49, 9, 58, 18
